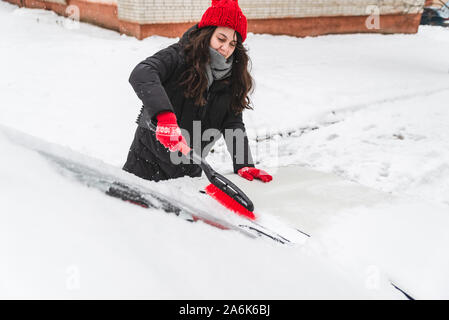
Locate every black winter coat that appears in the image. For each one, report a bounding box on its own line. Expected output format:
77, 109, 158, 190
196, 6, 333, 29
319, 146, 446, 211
123, 25, 254, 182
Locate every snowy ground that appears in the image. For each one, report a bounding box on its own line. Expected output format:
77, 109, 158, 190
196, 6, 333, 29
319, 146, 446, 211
1, 1, 449, 299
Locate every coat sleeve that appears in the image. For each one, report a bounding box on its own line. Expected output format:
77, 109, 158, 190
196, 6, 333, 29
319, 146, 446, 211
129, 43, 181, 120
221, 110, 255, 173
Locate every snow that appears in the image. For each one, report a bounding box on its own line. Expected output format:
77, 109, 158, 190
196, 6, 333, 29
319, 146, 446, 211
279, 91, 449, 206
0, 127, 395, 299
313, 200, 449, 299
1, 0, 449, 299
191, 164, 449, 300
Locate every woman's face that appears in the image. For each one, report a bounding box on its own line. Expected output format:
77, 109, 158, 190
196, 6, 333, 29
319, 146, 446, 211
209, 26, 237, 60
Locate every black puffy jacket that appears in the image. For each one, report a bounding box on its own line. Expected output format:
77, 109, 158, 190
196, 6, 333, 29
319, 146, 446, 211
123, 24, 254, 182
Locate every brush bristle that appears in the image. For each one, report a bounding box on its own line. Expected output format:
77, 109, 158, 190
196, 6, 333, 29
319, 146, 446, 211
204, 184, 255, 220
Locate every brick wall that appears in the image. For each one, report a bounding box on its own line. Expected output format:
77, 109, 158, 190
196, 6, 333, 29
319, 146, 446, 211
2, 0, 426, 39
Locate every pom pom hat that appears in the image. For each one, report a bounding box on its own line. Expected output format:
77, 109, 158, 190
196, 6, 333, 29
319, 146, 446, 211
198, 0, 248, 42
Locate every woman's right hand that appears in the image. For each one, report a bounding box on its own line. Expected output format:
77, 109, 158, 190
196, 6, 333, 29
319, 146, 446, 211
155, 111, 190, 155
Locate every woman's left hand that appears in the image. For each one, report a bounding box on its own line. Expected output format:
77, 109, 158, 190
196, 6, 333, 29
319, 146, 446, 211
237, 167, 272, 183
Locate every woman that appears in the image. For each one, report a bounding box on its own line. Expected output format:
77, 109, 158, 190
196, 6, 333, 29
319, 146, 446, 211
123, 0, 272, 184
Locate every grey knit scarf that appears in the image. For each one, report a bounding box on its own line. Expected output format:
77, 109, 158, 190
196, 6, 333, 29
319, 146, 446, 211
205, 47, 233, 90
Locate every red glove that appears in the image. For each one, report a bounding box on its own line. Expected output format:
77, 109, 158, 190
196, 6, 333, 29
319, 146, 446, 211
155, 111, 190, 155
238, 167, 273, 183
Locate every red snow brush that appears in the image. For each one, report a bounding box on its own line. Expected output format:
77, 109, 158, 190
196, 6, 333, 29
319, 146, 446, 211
148, 120, 256, 220
204, 176, 255, 220
188, 149, 256, 220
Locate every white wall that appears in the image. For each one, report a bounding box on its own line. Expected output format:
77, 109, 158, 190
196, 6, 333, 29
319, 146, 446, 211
117, 0, 425, 24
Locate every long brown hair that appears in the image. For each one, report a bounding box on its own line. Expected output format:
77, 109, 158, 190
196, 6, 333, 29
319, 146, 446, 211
179, 26, 254, 114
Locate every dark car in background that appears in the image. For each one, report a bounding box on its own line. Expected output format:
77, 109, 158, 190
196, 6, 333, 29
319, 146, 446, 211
421, 0, 449, 26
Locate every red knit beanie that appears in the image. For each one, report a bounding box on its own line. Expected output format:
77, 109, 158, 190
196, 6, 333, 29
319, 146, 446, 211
198, 0, 248, 42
